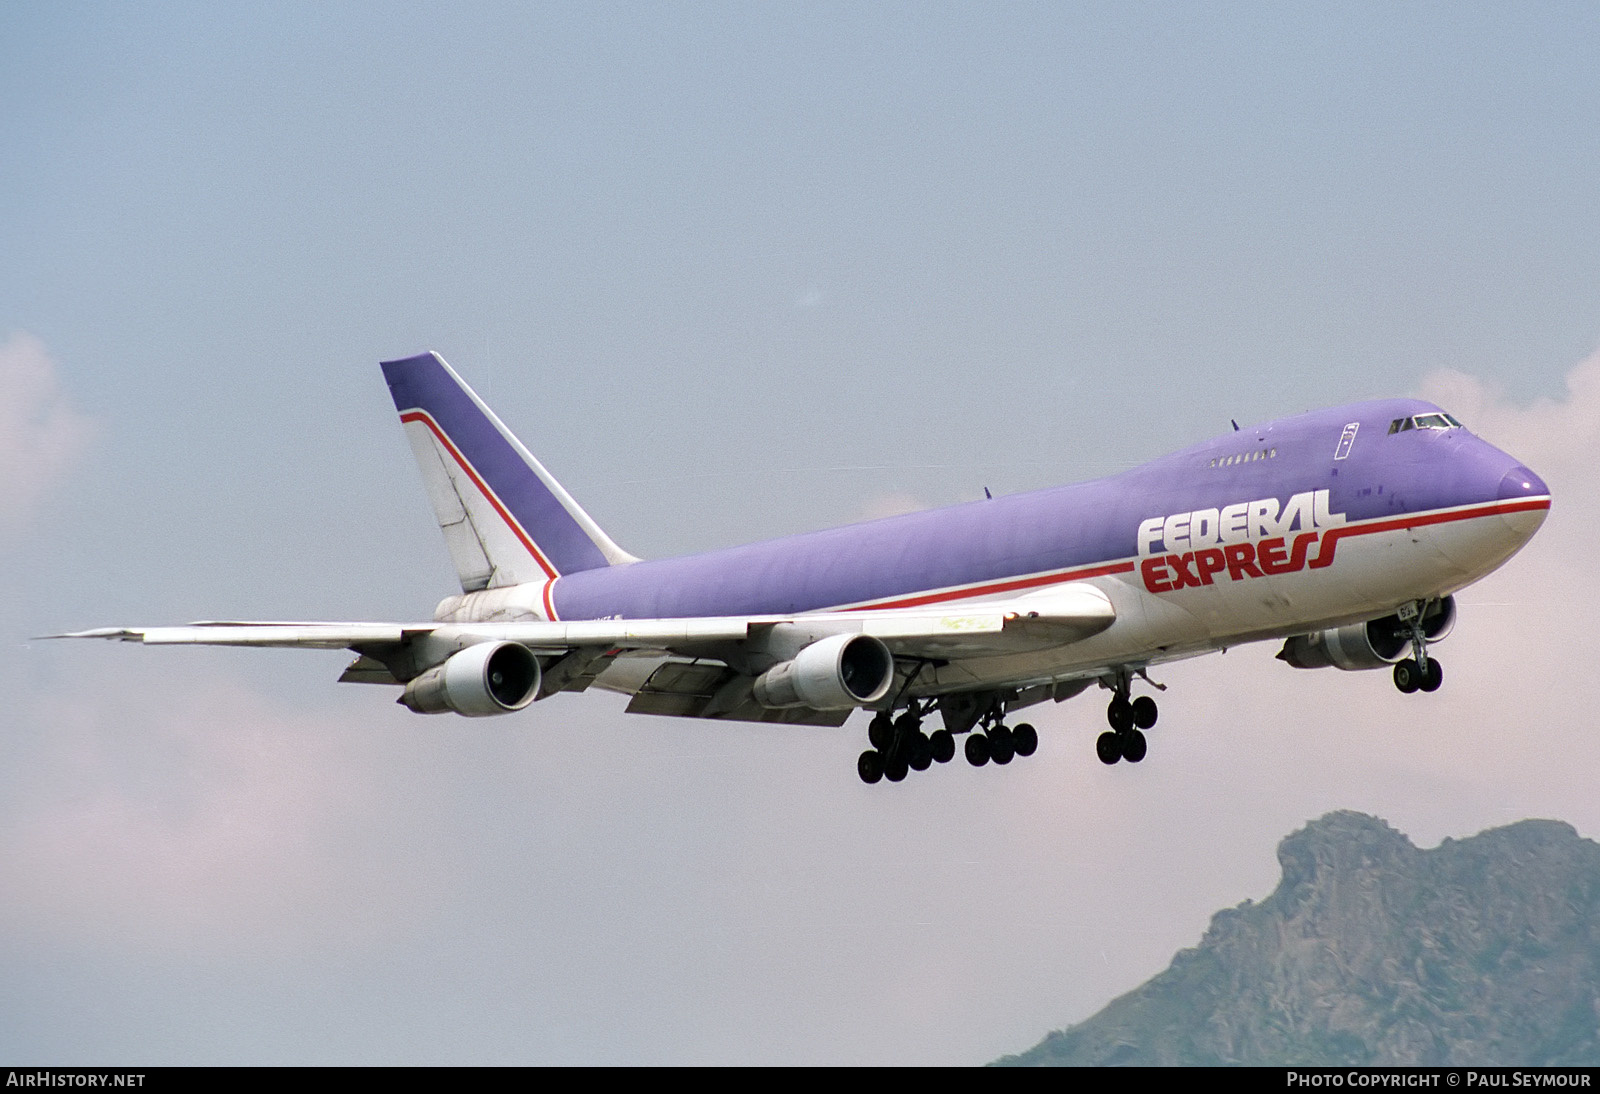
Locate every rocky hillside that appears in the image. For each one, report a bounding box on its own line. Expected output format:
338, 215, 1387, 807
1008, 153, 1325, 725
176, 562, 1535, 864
998, 811, 1600, 1066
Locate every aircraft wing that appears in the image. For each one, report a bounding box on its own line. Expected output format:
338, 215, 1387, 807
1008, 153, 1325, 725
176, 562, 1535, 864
51, 582, 1114, 659
59, 623, 418, 648
54, 584, 1115, 726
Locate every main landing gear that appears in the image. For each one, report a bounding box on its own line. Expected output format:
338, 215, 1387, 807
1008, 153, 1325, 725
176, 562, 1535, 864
855, 672, 1165, 781
1096, 673, 1158, 766
1391, 600, 1444, 695
963, 714, 1039, 769
856, 702, 1038, 785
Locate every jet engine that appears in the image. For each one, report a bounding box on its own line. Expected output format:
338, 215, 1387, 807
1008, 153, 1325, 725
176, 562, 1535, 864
400, 641, 542, 715
752, 633, 895, 710
1277, 596, 1456, 671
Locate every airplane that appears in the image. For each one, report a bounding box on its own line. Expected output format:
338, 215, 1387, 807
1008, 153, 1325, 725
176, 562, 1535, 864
58, 352, 1551, 785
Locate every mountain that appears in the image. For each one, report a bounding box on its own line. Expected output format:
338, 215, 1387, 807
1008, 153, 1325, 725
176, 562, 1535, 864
997, 811, 1600, 1066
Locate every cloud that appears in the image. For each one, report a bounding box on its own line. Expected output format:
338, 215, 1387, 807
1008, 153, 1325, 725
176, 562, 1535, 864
1401, 342, 1582, 627
0, 332, 94, 533
0, 665, 444, 957
857, 491, 929, 521
1418, 351, 1600, 485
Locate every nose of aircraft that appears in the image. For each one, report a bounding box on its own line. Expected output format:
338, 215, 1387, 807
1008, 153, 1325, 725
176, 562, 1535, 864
1497, 463, 1550, 540
1498, 464, 1549, 501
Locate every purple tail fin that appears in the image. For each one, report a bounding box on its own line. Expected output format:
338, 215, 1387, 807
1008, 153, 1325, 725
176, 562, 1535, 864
381, 352, 636, 591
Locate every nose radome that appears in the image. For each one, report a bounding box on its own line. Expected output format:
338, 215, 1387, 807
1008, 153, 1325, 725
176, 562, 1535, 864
1498, 465, 1549, 501
1497, 464, 1550, 541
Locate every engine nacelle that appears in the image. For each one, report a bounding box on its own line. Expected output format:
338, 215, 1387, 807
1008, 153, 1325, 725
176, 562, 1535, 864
752, 633, 895, 710
1278, 596, 1456, 671
400, 641, 542, 716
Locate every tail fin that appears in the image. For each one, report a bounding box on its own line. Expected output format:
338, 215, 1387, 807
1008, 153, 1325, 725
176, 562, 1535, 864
381, 352, 638, 592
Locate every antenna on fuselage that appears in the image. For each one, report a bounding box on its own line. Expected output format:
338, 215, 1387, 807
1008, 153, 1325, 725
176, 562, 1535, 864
1231, 419, 1240, 431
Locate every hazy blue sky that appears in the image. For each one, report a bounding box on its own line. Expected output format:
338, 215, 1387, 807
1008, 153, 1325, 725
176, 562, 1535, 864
5, 2, 1600, 1064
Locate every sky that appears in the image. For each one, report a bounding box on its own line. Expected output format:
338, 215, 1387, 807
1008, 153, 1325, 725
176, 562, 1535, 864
4, 2, 1600, 1066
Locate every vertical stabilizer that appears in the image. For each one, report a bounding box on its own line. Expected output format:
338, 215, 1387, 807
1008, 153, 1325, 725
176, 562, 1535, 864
381, 352, 638, 591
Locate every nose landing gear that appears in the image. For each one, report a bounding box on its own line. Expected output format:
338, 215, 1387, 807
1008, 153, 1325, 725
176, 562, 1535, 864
1391, 600, 1444, 694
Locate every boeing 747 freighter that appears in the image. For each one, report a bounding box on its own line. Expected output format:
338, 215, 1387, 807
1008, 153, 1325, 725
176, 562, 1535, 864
60, 353, 1550, 784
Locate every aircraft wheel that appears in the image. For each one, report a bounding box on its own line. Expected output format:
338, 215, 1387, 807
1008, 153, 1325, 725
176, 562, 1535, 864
1131, 696, 1158, 730
1393, 659, 1421, 694
1121, 728, 1148, 764
884, 753, 909, 782
990, 725, 1015, 765
1096, 731, 1122, 765
1012, 723, 1038, 757
1107, 697, 1133, 733
965, 733, 991, 767
929, 729, 956, 764
857, 750, 884, 785
908, 732, 933, 771
1420, 659, 1443, 693
868, 713, 894, 751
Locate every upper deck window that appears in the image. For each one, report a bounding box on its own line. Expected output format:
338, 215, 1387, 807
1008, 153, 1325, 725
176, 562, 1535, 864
1388, 413, 1464, 434
1209, 447, 1277, 468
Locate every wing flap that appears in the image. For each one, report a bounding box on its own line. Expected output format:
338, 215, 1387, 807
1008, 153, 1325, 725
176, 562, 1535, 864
854, 582, 1116, 656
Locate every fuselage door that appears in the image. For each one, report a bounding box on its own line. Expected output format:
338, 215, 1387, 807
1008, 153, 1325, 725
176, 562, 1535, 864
1333, 421, 1360, 461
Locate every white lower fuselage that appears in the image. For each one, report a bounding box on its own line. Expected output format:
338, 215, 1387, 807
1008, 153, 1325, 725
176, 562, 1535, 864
891, 496, 1548, 698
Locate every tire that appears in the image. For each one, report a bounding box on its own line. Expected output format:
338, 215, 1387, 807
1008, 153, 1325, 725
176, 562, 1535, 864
857, 750, 883, 784
1393, 659, 1420, 694
1107, 698, 1133, 733
965, 733, 991, 767
1012, 723, 1038, 757
929, 729, 956, 764
1420, 659, 1443, 693
1121, 728, 1148, 764
908, 732, 933, 771
868, 714, 894, 751
885, 754, 909, 782
1096, 731, 1122, 765
990, 726, 1015, 765
1131, 696, 1158, 730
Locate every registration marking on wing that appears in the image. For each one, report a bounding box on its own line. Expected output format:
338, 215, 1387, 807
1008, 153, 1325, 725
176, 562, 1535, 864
934, 615, 992, 631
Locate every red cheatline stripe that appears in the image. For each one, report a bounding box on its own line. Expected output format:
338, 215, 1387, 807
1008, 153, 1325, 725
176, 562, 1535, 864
840, 495, 1549, 612
542, 579, 560, 622
1345, 495, 1547, 537
841, 560, 1137, 612
400, 410, 559, 581
1309, 495, 1549, 567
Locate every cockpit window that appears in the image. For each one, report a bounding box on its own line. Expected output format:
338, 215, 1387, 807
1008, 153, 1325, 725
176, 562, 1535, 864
1388, 413, 1464, 434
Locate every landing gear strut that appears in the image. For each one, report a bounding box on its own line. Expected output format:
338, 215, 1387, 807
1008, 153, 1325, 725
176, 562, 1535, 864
1391, 600, 1444, 695
858, 696, 1037, 784
963, 707, 1038, 769
858, 703, 963, 785
1097, 671, 1158, 766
